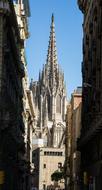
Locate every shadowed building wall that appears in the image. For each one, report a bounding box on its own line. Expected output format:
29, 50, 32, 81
77, 1, 102, 189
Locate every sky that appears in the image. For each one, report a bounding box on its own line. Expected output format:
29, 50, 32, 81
26, 0, 83, 99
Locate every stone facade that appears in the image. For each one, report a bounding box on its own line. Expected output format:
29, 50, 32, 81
77, 0, 102, 189
65, 104, 72, 190
65, 87, 82, 190
14, 1, 35, 189
32, 147, 65, 190
70, 87, 82, 190
31, 15, 67, 149
0, 0, 34, 189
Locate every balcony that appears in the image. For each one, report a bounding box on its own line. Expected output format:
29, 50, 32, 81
0, 1, 10, 14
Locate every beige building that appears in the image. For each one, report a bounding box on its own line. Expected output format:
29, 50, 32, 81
32, 147, 65, 190
65, 87, 82, 190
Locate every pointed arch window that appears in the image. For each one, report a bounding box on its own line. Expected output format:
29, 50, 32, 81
56, 94, 61, 113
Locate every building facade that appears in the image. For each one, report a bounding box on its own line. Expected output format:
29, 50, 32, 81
0, 1, 25, 189
14, 1, 35, 189
32, 147, 65, 190
31, 15, 67, 149
0, 0, 34, 189
70, 87, 82, 190
65, 87, 82, 190
78, 0, 102, 189
65, 104, 72, 190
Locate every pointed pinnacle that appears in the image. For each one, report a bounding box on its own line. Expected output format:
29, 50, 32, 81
52, 13, 54, 23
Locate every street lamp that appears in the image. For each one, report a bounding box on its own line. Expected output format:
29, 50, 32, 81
83, 82, 101, 94
83, 82, 92, 88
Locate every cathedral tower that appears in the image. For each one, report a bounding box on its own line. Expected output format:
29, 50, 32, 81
31, 15, 67, 148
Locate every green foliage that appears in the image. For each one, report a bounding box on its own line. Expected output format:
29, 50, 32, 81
51, 170, 64, 182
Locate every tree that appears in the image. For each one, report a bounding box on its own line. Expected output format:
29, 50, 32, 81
51, 170, 64, 182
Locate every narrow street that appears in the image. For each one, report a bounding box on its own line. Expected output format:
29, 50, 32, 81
0, 0, 102, 190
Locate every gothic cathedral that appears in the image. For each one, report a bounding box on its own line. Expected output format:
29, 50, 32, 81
31, 15, 67, 148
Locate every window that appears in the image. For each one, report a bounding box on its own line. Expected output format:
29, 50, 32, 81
55, 152, 58, 156
50, 151, 53, 156
52, 152, 54, 156
44, 151, 47, 155
60, 152, 63, 156
43, 164, 46, 169
47, 151, 50, 155
58, 152, 63, 156
58, 162, 62, 169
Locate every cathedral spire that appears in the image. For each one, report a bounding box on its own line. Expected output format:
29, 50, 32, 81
52, 13, 54, 22
45, 14, 58, 88
51, 13, 55, 29
49, 13, 58, 67
31, 14, 67, 149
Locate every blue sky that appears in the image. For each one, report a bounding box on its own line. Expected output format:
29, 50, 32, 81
26, 0, 83, 99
